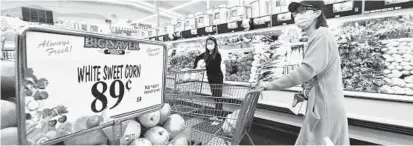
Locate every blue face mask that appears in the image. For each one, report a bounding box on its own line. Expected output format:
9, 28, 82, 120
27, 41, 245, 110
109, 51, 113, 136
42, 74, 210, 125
207, 45, 215, 51
294, 10, 320, 30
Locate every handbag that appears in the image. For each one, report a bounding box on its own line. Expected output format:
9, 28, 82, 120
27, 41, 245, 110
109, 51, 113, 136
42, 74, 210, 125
292, 58, 338, 107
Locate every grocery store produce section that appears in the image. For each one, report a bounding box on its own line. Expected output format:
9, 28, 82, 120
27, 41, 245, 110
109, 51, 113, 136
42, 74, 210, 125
163, 8, 413, 146
2, 0, 413, 145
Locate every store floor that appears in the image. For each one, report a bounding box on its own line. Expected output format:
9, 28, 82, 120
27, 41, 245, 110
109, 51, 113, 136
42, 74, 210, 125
247, 122, 378, 145
247, 123, 297, 145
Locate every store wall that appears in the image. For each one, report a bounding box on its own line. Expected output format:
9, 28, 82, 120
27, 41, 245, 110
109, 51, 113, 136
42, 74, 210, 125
1, 1, 171, 25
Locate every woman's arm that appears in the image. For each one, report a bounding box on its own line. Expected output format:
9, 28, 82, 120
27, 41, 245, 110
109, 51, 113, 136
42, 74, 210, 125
193, 53, 204, 69
264, 33, 330, 90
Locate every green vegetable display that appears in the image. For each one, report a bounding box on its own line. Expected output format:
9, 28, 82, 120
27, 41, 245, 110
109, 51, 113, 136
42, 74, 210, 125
337, 14, 413, 95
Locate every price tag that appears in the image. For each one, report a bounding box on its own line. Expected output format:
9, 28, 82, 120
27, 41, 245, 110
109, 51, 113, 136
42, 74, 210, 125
242, 19, 250, 29
333, 1, 354, 13
253, 18, 260, 25
18, 27, 166, 145
325, 0, 348, 5
227, 22, 238, 29
277, 12, 292, 22
263, 16, 271, 22
191, 29, 198, 35
205, 26, 215, 33
385, 0, 410, 5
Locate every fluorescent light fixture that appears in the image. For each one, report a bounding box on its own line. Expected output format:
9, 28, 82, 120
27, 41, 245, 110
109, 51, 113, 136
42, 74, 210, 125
86, 0, 181, 18
132, 1, 183, 17
138, 0, 203, 22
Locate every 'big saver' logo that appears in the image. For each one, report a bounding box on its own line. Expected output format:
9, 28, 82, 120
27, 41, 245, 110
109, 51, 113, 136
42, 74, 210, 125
84, 37, 140, 55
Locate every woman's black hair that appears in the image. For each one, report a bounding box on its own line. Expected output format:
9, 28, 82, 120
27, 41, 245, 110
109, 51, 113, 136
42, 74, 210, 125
315, 10, 328, 28
204, 36, 219, 63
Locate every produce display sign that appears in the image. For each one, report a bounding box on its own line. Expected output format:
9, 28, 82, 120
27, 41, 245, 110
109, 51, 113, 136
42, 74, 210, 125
272, 12, 294, 26
18, 27, 166, 145
323, 0, 361, 18
277, 12, 292, 22
333, 1, 354, 13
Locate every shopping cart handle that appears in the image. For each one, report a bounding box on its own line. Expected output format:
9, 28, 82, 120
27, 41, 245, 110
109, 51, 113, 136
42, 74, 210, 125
248, 88, 265, 94
187, 68, 206, 72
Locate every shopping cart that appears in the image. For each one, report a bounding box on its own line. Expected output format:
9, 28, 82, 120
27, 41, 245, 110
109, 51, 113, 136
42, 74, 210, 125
166, 69, 207, 94
165, 70, 261, 145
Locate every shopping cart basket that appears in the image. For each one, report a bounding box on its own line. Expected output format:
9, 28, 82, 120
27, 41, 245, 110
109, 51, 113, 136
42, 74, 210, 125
165, 83, 261, 145
166, 69, 206, 94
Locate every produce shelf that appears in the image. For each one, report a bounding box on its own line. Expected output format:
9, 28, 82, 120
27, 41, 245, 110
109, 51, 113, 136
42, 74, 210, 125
253, 108, 413, 145
280, 86, 413, 103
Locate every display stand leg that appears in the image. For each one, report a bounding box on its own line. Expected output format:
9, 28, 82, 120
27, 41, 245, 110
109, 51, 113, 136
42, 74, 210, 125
102, 120, 123, 145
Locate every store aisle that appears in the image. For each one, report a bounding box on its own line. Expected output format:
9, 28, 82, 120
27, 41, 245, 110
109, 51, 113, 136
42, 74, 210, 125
248, 123, 297, 145
247, 120, 378, 145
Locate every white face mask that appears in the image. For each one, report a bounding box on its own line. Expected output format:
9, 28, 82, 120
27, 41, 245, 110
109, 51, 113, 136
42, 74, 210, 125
294, 10, 320, 30
207, 45, 215, 51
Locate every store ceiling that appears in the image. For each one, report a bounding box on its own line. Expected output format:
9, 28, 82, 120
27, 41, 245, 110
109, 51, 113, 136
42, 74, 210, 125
1, 0, 228, 26
120, 0, 228, 24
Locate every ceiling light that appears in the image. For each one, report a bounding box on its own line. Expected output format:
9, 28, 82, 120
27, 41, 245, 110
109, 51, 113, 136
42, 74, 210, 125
86, 0, 180, 18
138, 0, 203, 22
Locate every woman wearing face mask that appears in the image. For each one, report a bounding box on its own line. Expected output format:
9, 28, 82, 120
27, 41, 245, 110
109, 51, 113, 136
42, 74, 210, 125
194, 36, 224, 119
258, 1, 350, 145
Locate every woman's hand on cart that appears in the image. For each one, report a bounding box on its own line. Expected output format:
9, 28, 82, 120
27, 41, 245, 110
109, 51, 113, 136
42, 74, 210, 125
251, 81, 267, 101
254, 79, 270, 91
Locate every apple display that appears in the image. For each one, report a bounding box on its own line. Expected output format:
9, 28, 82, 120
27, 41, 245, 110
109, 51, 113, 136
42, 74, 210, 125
138, 111, 161, 128
144, 126, 170, 145
130, 138, 152, 146
163, 114, 185, 139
